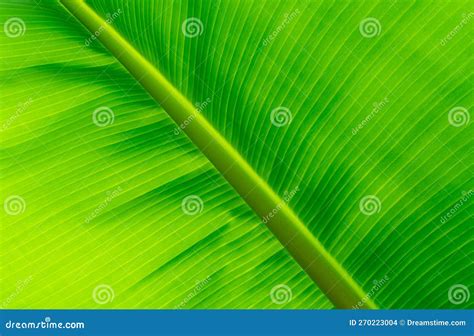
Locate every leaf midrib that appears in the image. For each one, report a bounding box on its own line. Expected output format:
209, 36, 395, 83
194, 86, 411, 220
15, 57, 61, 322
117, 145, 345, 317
59, 0, 377, 309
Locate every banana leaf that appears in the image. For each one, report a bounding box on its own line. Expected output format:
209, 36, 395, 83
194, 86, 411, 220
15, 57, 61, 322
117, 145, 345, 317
0, 0, 472, 309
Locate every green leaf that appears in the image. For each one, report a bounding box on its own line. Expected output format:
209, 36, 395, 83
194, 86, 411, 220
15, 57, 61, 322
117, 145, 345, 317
1, 0, 472, 309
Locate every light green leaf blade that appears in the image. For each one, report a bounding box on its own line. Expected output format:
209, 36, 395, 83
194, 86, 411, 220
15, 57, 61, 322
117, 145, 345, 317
1, 0, 472, 309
